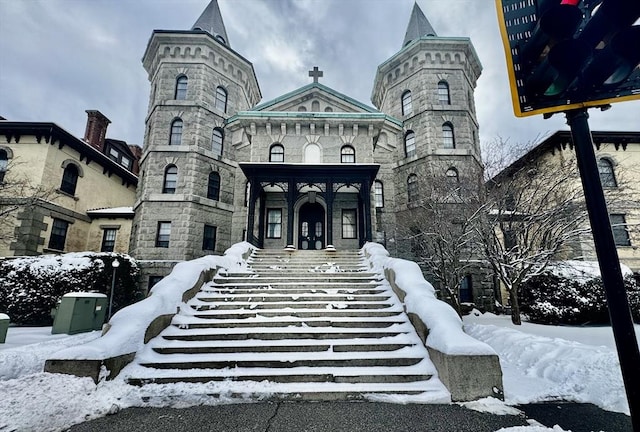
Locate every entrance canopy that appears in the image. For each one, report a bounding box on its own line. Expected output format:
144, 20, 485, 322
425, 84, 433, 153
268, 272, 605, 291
240, 163, 380, 248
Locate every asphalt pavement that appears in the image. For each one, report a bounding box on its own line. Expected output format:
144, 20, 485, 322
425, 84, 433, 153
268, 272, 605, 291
63, 401, 632, 432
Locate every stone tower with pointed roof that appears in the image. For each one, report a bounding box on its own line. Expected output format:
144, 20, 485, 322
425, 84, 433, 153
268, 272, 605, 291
131, 1, 493, 308
130, 0, 261, 263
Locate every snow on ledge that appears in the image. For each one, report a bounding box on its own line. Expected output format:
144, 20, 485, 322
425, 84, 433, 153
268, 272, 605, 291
362, 242, 495, 356
50, 242, 255, 360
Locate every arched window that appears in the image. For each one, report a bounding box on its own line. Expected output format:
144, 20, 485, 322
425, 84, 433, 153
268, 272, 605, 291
404, 131, 416, 157
304, 143, 321, 163
341, 145, 355, 163
269, 144, 284, 162
215, 86, 228, 112
374, 180, 384, 208
446, 167, 459, 183
442, 123, 455, 149
207, 172, 220, 200
598, 158, 617, 187
215, 35, 226, 45
175, 75, 188, 100
60, 164, 79, 195
169, 119, 183, 145
407, 174, 418, 204
163, 165, 178, 193
401, 90, 413, 116
438, 81, 451, 105
0, 149, 7, 183
211, 127, 223, 156
311, 100, 320, 112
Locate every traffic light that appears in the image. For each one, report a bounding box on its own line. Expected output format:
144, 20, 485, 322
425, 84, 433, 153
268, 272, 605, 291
496, 0, 640, 117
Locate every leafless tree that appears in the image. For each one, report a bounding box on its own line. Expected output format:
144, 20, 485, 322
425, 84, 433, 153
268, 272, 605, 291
479, 138, 591, 325
0, 158, 57, 246
396, 167, 486, 317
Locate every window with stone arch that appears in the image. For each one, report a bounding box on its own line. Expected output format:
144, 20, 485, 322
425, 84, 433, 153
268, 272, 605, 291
60, 163, 79, 195
598, 158, 617, 187
215, 86, 228, 112
0, 149, 8, 183
341, 145, 355, 163
404, 131, 416, 157
446, 167, 459, 184
269, 143, 284, 162
442, 123, 455, 149
169, 118, 183, 145
407, 174, 418, 204
438, 81, 451, 105
207, 171, 220, 200
175, 75, 188, 100
163, 165, 178, 193
304, 143, 321, 163
374, 180, 384, 208
401, 90, 413, 116
211, 127, 224, 156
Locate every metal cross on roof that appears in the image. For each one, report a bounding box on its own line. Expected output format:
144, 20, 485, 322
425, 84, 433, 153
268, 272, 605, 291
309, 66, 323, 83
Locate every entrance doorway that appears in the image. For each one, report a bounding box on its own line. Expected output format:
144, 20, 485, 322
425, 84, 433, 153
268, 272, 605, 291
298, 202, 325, 250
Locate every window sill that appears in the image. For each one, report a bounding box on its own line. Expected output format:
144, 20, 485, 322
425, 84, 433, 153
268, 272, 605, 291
56, 189, 79, 201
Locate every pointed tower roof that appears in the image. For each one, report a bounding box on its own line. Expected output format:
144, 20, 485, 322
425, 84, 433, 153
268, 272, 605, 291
402, 2, 437, 47
192, 0, 230, 46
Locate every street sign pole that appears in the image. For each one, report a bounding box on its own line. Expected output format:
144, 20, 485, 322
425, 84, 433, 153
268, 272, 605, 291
566, 108, 640, 431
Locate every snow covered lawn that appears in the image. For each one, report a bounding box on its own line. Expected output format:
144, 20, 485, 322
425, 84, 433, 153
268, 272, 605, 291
464, 311, 639, 416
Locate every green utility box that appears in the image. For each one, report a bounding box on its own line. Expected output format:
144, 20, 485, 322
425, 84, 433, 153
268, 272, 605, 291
51, 293, 108, 335
0, 313, 9, 343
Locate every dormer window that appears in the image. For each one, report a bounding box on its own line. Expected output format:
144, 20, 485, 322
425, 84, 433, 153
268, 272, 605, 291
216, 35, 226, 45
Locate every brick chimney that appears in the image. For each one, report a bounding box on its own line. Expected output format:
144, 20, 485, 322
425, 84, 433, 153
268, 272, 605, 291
84, 110, 111, 151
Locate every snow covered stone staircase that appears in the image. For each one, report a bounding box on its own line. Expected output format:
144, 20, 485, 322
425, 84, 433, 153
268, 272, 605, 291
125, 249, 448, 401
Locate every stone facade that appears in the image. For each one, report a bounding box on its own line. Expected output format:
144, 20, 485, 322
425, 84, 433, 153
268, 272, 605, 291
131, 1, 493, 307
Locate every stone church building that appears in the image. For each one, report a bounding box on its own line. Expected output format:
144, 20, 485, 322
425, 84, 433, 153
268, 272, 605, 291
130, 1, 487, 301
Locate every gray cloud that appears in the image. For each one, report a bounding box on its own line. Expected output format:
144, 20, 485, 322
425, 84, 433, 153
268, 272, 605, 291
0, 0, 637, 151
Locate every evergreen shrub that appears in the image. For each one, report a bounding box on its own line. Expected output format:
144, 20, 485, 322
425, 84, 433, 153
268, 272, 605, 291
0, 253, 143, 326
519, 272, 640, 325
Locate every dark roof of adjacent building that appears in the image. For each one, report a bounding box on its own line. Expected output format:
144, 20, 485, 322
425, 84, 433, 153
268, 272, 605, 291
0, 121, 138, 186
490, 130, 640, 183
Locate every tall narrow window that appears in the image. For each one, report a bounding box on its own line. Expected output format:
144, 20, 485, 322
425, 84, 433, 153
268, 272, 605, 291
215, 86, 228, 112
156, 222, 171, 248
163, 165, 178, 193
401, 90, 413, 116
267, 209, 282, 238
341, 145, 355, 163
207, 172, 220, 200
438, 81, 451, 104
101, 228, 117, 252
269, 144, 284, 162
211, 128, 224, 157
404, 131, 416, 157
169, 119, 183, 145
407, 174, 418, 204
598, 158, 617, 187
610, 214, 631, 246
342, 209, 357, 239
442, 123, 455, 149
374, 180, 384, 208
202, 224, 217, 250
175, 75, 188, 100
61, 164, 79, 195
0, 149, 8, 183
48, 218, 69, 251
244, 181, 251, 207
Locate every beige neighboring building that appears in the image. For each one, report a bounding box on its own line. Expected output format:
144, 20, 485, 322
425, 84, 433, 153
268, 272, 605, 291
0, 111, 140, 256
498, 130, 640, 276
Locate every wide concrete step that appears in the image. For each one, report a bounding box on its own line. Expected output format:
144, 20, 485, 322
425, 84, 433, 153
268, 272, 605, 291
194, 293, 390, 302
128, 374, 432, 386
170, 316, 407, 329
214, 276, 381, 284
152, 342, 413, 355
188, 310, 404, 319
190, 302, 395, 311
200, 288, 388, 296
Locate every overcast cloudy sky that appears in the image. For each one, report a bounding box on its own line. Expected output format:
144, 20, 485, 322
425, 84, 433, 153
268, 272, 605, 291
0, 0, 638, 155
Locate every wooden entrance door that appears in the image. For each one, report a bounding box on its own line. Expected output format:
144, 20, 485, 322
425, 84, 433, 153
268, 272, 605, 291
298, 202, 324, 250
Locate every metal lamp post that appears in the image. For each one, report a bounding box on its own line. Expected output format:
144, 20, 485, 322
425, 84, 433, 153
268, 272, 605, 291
108, 259, 120, 321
